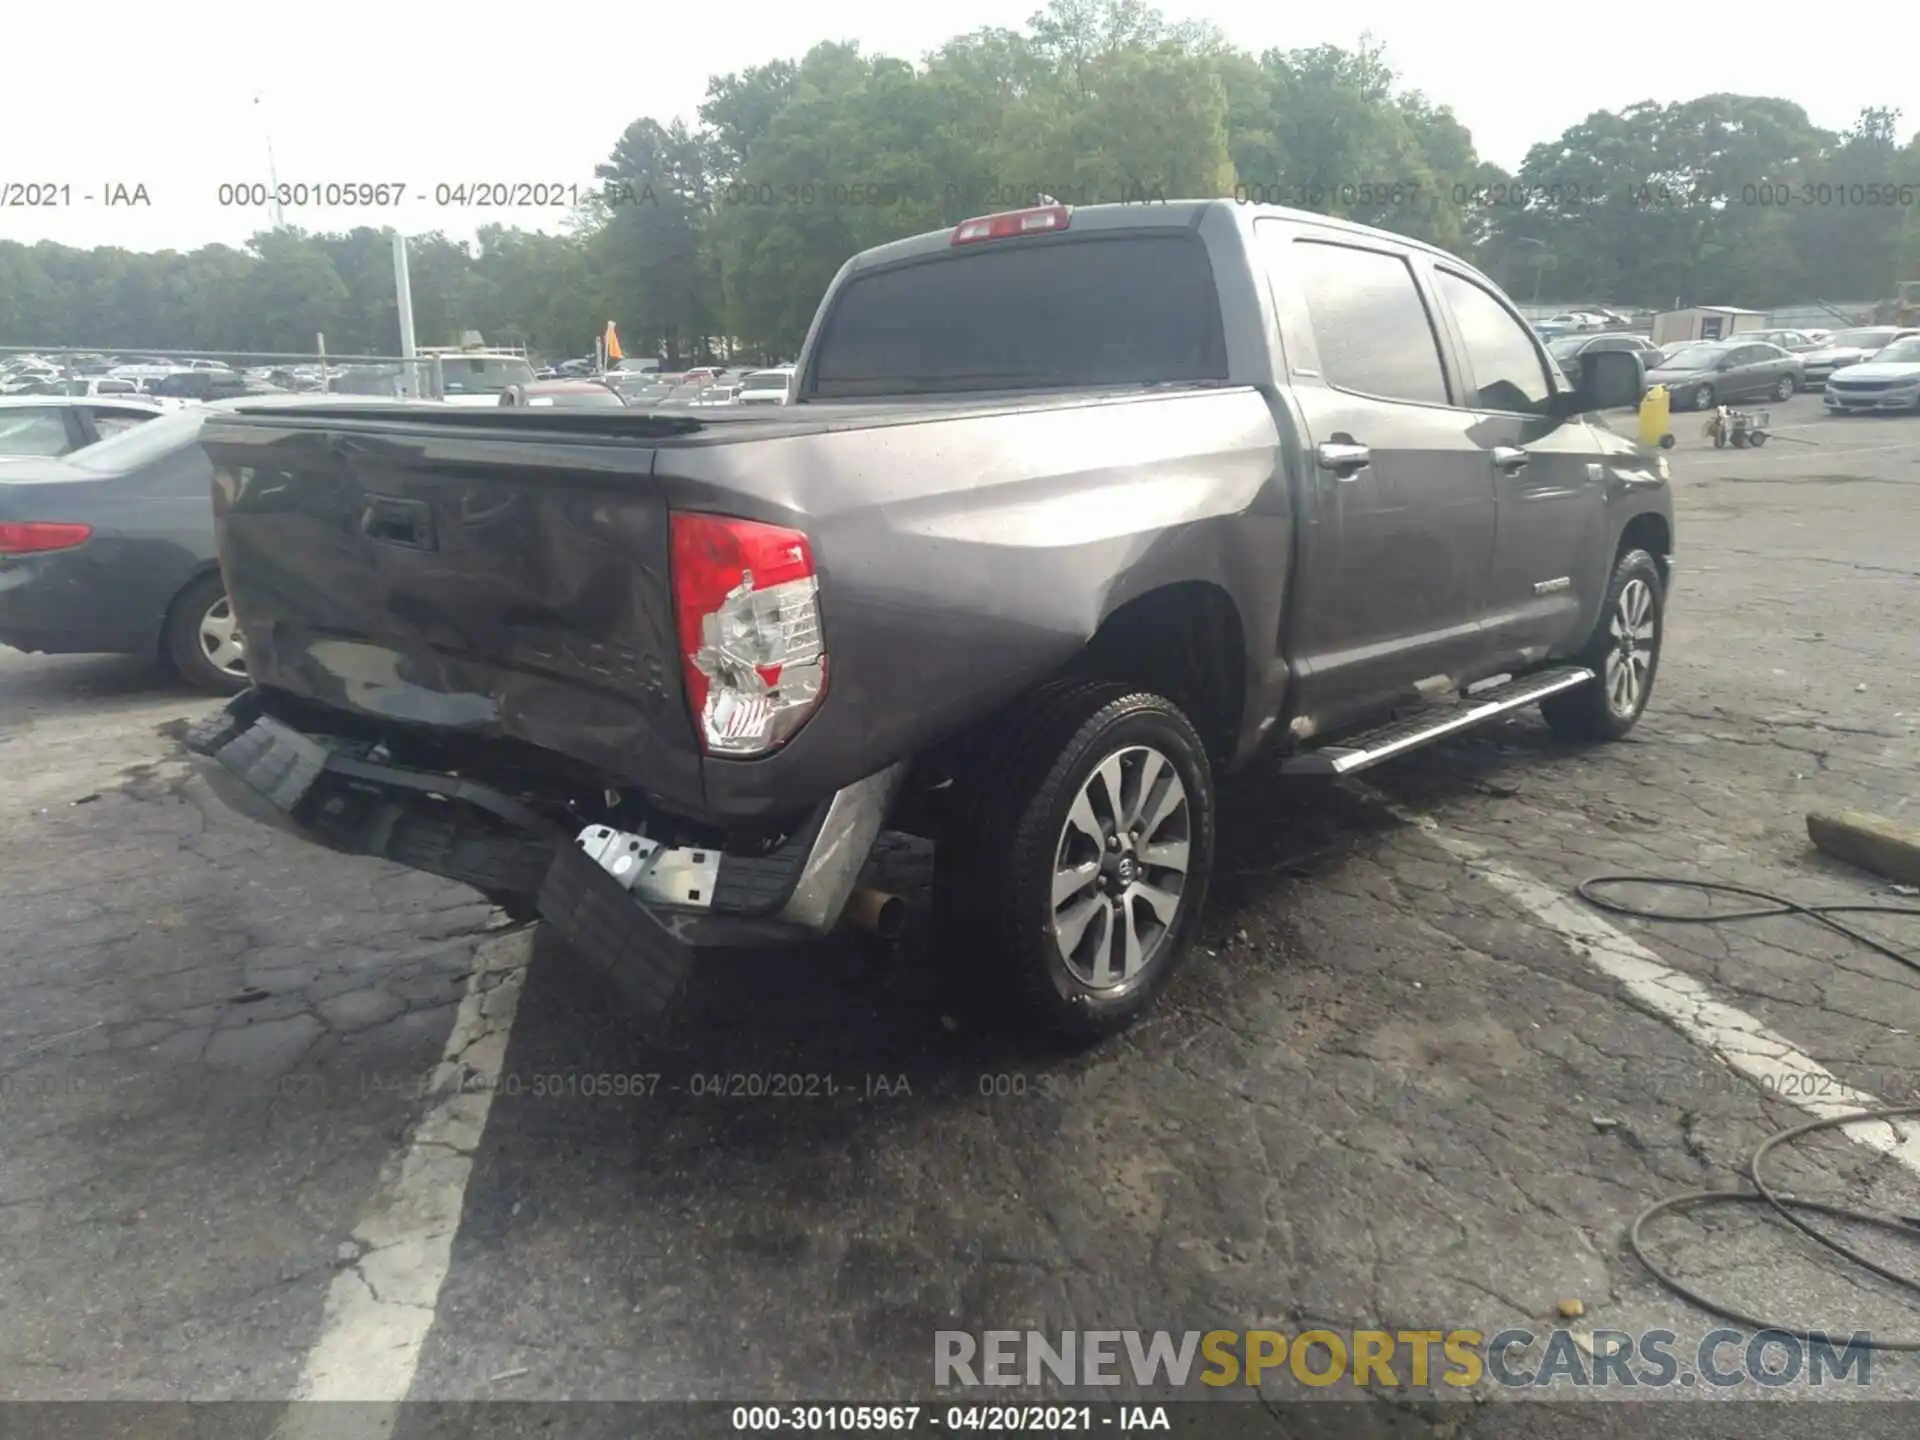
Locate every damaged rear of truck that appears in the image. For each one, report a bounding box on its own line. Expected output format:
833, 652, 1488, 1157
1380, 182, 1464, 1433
191, 198, 1667, 1040
193, 202, 1293, 1039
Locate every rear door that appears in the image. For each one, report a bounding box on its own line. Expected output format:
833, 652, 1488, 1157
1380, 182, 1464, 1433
1427, 264, 1607, 664
1253, 219, 1498, 728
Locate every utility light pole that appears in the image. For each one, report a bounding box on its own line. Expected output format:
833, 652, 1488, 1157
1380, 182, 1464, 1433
392, 230, 419, 397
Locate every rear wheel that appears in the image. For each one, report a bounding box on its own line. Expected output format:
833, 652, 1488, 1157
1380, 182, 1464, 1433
935, 680, 1215, 1043
1541, 548, 1665, 742
163, 571, 250, 696
1774, 374, 1796, 400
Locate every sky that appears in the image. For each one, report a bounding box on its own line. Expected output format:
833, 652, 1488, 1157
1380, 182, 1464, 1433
0, 1, 1895, 254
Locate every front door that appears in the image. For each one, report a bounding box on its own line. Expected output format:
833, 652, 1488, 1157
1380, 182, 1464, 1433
1427, 265, 1609, 666
1254, 221, 1500, 733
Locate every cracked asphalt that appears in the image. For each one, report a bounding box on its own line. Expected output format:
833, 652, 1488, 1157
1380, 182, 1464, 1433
2, 394, 1917, 1429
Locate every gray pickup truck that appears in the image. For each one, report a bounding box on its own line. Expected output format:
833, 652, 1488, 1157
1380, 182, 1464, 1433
190, 199, 1669, 1041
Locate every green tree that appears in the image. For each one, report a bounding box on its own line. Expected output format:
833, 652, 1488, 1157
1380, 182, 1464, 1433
594, 118, 716, 365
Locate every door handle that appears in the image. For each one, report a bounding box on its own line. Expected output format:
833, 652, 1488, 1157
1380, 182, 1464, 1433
1316, 440, 1371, 478
1490, 446, 1529, 473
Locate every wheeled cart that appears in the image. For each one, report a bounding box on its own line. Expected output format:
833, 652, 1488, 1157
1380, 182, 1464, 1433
1705, 406, 1771, 449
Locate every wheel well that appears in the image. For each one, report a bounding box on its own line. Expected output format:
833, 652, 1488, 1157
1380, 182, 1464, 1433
1618, 512, 1671, 589
156, 564, 223, 659
1076, 583, 1245, 764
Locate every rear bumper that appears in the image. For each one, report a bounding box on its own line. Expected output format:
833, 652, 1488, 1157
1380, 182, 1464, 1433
188, 690, 903, 1015
0, 549, 169, 658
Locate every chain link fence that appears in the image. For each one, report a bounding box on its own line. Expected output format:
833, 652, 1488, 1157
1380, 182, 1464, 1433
0, 345, 495, 401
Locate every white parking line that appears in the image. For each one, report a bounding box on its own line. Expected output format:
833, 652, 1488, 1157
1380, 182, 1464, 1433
1687, 442, 1920, 466
1348, 785, 1920, 1174
280, 925, 533, 1438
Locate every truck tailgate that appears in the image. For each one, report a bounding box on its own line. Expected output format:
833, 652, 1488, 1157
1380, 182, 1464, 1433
203, 408, 703, 804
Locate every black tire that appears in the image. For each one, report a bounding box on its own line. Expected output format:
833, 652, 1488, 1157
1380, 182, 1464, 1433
1750, 431, 1769, 447
1774, 374, 1796, 400
1692, 383, 1715, 410
1658, 434, 1675, 450
162, 570, 251, 696
1540, 548, 1665, 742
935, 679, 1216, 1044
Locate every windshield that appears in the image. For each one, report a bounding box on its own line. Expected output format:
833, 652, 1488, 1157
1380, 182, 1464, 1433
1827, 328, 1895, 350
438, 357, 536, 395
741, 372, 791, 391
810, 234, 1228, 398
1870, 338, 1920, 365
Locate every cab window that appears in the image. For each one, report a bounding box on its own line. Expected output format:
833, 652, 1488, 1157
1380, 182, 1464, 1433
1277, 235, 1451, 406
1433, 269, 1554, 415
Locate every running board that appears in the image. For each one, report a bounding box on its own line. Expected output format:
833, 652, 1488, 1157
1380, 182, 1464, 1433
1280, 667, 1595, 777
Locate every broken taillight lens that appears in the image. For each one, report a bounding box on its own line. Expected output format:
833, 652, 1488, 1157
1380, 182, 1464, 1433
669, 511, 826, 756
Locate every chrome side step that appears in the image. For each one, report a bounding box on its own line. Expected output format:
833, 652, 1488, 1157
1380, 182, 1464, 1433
1280, 666, 1594, 777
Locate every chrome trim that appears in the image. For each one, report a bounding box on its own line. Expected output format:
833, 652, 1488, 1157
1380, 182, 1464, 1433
1533, 576, 1572, 595
777, 762, 908, 934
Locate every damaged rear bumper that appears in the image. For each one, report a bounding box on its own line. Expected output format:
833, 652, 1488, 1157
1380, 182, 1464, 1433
187, 690, 903, 1017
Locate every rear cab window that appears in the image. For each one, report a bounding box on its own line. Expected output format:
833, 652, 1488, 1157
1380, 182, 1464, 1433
806, 232, 1227, 399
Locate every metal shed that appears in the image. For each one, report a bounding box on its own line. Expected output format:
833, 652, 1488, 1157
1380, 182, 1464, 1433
1651, 307, 1768, 346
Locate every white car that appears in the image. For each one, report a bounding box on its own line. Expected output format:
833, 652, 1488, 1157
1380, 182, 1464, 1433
1798, 326, 1920, 389
432, 355, 538, 406
1822, 335, 1920, 414
735, 367, 795, 406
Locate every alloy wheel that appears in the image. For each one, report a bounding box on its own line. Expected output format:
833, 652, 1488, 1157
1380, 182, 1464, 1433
1604, 578, 1656, 719
1050, 745, 1190, 990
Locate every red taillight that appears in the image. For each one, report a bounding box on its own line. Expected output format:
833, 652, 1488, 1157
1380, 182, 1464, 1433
669, 512, 826, 756
0, 522, 92, 555
951, 204, 1072, 245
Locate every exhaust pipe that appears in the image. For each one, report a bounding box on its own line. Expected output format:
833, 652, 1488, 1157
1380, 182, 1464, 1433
845, 887, 907, 939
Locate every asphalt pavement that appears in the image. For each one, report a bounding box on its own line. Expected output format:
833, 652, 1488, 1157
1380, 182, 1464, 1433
2, 393, 1918, 1433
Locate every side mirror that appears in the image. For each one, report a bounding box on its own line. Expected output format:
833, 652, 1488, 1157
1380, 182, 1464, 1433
1557, 348, 1643, 415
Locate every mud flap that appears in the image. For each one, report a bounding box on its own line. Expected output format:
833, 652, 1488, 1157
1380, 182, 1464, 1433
537, 837, 695, 1018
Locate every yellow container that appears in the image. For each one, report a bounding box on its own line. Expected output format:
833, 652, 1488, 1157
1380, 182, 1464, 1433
1638, 384, 1671, 448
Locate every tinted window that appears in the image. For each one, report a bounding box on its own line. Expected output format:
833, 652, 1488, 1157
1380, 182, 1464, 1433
0, 407, 74, 456
1433, 270, 1553, 414
810, 234, 1227, 398
1283, 239, 1449, 405
1586, 336, 1630, 352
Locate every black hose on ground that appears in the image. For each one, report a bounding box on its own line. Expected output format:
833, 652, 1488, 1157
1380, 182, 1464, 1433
1574, 875, 1920, 1348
